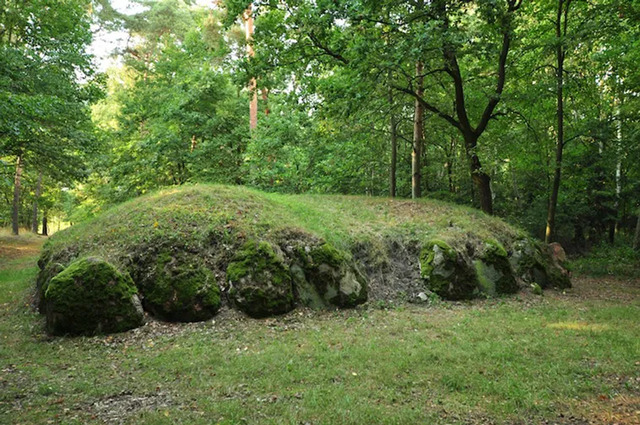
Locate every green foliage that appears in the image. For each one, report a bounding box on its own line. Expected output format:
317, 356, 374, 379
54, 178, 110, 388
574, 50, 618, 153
0, 0, 103, 231
87, 0, 248, 206
569, 239, 640, 278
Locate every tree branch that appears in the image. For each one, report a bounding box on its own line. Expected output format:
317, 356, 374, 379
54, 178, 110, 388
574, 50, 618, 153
392, 84, 461, 130
475, 28, 512, 136
307, 32, 349, 65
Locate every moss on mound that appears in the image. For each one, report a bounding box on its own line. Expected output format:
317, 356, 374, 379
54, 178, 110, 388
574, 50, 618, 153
475, 240, 519, 296
44, 257, 144, 336
140, 252, 221, 322
227, 240, 294, 317
419, 240, 479, 300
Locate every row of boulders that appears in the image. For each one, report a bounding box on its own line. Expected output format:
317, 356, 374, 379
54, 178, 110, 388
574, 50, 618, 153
35, 235, 569, 336
419, 239, 570, 300
36, 237, 368, 336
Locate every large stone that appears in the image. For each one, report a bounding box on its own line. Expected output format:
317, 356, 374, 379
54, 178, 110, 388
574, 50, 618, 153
44, 257, 144, 336
34, 261, 65, 313
474, 240, 519, 296
139, 252, 221, 322
419, 240, 478, 300
296, 243, 368, 308
227, 240, 295, 317
510, 239, 571, 289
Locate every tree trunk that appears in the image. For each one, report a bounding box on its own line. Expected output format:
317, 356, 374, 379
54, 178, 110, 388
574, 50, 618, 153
244, 6, 258, 131
633, 209, 640, 251
545, 0, 567, 244
463, 132, 493, 214
388, 85, 397, 198
42, 212, 48, 236
32, 171, 43, 234
261, 87, 270, 116
611, 87, 623, 243
447, 136, 455, 193
12, 156, 23, 236
412, 61, 424, 199
469, 153, 493, 215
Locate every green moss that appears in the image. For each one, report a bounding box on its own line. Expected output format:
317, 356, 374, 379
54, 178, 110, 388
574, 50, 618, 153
227, 240, 294, 318
548, 265, 572, 289
309, 243, 346, 267
484, 239, 508, 258
419, 239, 456, 279
531, 282, 544, 295
44, 257, 143, 336
142, 252, 221, 322
419, 240, 478, 300
477, 240, 518, 295
34, 262, 65, 312
474, 261, 496, 296
300, 243, 367, 308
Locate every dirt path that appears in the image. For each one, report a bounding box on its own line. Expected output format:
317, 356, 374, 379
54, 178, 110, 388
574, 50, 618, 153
0, 233, 46, 266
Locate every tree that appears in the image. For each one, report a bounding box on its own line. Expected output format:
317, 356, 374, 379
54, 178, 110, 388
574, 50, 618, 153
0, 0, 99, 234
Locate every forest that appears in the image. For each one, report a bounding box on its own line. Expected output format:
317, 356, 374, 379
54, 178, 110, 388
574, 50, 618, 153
1, 0, 639, 252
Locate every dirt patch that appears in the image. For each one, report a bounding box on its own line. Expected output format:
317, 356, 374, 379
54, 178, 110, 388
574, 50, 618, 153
91, 390, 172, 424
0, 235, 46, 265
548, 274, 640, 304
570, 395, 640, 425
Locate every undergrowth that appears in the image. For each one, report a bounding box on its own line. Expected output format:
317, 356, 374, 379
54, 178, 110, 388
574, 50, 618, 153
569, 239, 640, 278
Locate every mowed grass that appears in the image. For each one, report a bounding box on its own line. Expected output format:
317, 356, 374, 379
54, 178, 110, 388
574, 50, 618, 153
1, 235, 639, 424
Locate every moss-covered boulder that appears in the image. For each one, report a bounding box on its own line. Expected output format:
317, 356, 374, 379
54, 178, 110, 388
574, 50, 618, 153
227, 240, 294, 318
138, 253, 221, 322
419, 240, 479, 300
296, 243, 368, 308
34, 261, 65, 313
510, 239, 571, 290
43, 257, 144, 336
474, 240, 519, 296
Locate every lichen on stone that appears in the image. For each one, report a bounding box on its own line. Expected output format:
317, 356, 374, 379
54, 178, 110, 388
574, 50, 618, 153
300, 243, 368, 308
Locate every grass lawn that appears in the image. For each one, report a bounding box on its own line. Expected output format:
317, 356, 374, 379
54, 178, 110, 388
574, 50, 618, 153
1, 234, 639, 424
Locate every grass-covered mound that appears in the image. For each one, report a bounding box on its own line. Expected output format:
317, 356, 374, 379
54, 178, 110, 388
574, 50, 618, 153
35, 184, 569, 333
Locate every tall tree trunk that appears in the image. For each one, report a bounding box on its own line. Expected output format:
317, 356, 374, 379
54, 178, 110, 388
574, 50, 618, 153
388, 85, 397, 198
412, 61, 424, 199
545, 0, 568, 244
633, 208, 640, 251
244, 6, 258, 131
465, 133, 493, 215
12, 156, 23, 236
42, 212, 48, 236
261, 88, 270, 116
31, 171, 43, 234
611, 87, 623, 243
